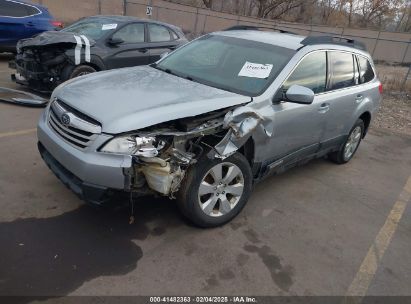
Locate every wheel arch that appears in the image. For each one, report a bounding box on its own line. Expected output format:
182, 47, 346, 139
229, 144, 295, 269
359, 111, 372, 137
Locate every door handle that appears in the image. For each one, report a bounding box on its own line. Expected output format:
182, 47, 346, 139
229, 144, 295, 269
169, 46, 176, 50
355, 94, 364, 103
138, 48, 148, 53
26, 22, 34, 27
318, 103, 330, 113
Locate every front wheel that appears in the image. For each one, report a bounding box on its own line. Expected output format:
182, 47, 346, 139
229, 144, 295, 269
69, 65, 97, 78
177, 153, 253, 228
329, 119, 365, 164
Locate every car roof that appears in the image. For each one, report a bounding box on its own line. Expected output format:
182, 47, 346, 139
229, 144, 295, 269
8, 0, 48, 10
213, 29, 371, 57
85, 15, 180, 28
214, 30, 305, 50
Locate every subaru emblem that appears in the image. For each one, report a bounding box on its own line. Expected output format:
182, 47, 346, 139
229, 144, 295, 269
61, 113, 71, 126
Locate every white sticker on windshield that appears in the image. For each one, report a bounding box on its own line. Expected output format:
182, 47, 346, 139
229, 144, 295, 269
238, 62, 273, 79
102, 23, 118, 30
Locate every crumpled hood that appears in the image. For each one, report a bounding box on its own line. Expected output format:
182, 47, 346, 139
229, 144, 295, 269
55, 66, 252, 134
17, 31, 95, 50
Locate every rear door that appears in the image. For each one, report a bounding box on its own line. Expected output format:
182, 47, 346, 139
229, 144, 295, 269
266, 51, 329, 163
147, 23, 181, 63
320, 51, 362, 147
0, 0, 41, 50
105, 22, 150, 69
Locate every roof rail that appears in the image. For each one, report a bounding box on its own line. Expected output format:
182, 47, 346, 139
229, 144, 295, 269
300, 35, 367, 51
223, 25, 298, 35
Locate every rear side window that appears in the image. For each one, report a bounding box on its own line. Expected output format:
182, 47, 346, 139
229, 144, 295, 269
149, 24, 171, 42
0, 0, 40, 17
112, 23, 145, 43
357, 56, 375, 83
329, 52, 355, 90
283, 51, 327, 94
170, 30, 178, 40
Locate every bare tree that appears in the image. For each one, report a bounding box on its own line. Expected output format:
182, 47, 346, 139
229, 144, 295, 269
202, 0, 213, 9
166, 0, 411, 32
254, 0, 305, 19
358, 0, 401, 27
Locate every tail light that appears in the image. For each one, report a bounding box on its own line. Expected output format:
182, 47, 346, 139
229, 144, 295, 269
378, 83, 383, 94
51, 21, 63, 28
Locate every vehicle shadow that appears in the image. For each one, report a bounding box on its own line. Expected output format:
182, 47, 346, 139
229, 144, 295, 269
0, 195, 186, 300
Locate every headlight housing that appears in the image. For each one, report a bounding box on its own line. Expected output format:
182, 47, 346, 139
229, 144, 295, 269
100, 135, 165, 157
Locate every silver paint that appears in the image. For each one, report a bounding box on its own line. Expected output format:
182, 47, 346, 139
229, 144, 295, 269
38, 31, 382, 194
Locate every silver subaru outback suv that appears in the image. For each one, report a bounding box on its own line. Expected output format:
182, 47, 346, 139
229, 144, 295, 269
37, 26, 382, 227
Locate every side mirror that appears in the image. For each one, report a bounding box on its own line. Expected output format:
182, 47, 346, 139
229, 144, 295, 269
160, 51, 169, 59
285, 84, 314, 104
108, 37, 124, 46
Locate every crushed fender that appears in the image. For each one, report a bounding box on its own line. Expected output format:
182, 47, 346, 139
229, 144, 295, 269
126, 104, 275, 197
0, 87, 48, 107
211, 105, 274, 159
12, 32, 95, 93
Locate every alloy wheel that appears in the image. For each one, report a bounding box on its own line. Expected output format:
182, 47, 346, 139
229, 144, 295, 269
343, 126, 362, 161
197, 162, 244, 217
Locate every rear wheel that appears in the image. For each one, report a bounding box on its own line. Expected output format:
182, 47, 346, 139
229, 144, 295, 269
177, 153, 253, 228
329, 119, 364, 164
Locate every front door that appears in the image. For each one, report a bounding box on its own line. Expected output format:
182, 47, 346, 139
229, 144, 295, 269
265, 51, 329, 164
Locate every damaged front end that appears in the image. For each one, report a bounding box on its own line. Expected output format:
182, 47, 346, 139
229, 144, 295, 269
11, 32, 94, 93
112, 112, 226, 198
116, 103, 274, 199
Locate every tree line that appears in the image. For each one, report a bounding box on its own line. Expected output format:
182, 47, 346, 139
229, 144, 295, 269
165, 0, 411, 32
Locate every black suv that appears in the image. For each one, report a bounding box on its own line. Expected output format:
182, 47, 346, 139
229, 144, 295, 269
11, 15, 188, 93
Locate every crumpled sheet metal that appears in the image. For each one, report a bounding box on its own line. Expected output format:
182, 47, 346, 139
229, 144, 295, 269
212, 104, 274, 158
0, 87, 48, 107
17, 31, 95, 49
17, 31, 94, 65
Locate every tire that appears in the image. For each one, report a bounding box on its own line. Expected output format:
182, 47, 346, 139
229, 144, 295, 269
69, 65, 96, 79
329, 119, 365, 164
177, 152, 253, 228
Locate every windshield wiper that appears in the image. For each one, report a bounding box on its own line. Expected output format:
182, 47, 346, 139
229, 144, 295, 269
153, 65, 179, 77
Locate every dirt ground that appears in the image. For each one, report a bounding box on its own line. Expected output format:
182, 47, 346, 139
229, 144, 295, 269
374, 93, 411, 136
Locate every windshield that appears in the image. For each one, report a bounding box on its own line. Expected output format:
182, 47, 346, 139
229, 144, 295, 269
62, 19, 118, 40
155, 34, 295, 96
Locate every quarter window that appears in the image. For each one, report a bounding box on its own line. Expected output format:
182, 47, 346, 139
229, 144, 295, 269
357, 56, 375, 83
329, 52, 355, 90
283, 51, 327, 94
170, 30, 178, 40
149, 24, 171, 42
112, 23, 145, 43
0, 0, 39, 17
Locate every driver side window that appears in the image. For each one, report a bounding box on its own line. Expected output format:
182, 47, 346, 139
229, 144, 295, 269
282, 51, 327, 94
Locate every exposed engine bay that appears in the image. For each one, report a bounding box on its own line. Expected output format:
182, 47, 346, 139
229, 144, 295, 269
123, 104, 274, 198
13, 47, 70, 92
11, 32, 94, 93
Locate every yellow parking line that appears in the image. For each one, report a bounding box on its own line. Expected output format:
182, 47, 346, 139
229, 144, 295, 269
0, 128, 36, 139
345, 175, 411, 301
